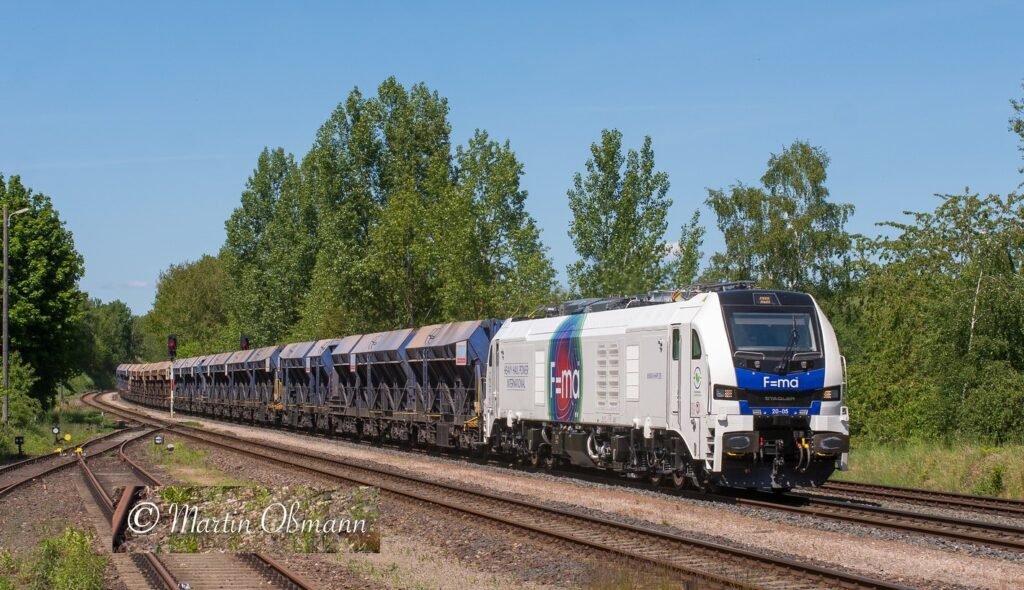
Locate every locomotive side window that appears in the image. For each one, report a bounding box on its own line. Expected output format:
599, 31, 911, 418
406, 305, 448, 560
691, 330, 702, 359
671, 328, 680, 360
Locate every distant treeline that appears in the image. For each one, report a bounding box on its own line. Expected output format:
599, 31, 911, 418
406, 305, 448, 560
129, 77, 1024, 445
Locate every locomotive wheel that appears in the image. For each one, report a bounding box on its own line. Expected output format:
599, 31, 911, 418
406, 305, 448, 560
543, 453, 555, 470
529, 451, 540, 468
672, 471, 686, 489
649, 473, 663, 487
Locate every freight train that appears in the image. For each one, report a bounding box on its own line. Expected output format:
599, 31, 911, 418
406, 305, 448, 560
117, 282, 850, 490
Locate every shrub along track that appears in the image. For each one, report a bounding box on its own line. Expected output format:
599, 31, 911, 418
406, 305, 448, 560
86, 392, 912, 590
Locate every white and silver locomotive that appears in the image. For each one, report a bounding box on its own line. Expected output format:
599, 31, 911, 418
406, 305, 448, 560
482, 283, 850, 490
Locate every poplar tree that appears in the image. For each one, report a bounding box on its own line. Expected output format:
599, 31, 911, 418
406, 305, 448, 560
222, 148, 303, 345
439, 130, 555, 319
1012, 81, 1024, 180
567, 130, 672, 297
671, 210, 704, 287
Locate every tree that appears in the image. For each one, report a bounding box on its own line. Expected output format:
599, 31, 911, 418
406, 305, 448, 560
1, 352, 40, 428
705, 141, 854, 295
438, 130, 556, 319
849, 191, 1024, 443
669, 210, 704, 288
1012, 81, 1024, 181
138, 255, 231, 359
567, 130, 672, 297
0, 174, 85, 408
297, 78, 554, 334
362, 80, 453, 329
222, 148, 305, 346
77, 298, 135, 389
297, 86, 388, 337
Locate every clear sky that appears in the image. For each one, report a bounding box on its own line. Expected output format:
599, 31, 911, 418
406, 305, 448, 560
1, 2, 1022, 314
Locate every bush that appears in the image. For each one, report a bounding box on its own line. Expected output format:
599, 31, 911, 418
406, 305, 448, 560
30, 527, 106, 590
2, 352, 41, 428
959, 362, 1024, 445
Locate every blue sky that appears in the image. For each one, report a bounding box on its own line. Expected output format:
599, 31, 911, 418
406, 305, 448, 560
1, 2, 1022, 314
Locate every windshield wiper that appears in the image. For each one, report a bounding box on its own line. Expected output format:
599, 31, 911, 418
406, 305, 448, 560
777, 318, 800, 375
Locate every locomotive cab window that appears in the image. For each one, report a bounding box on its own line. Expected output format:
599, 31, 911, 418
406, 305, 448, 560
691, 330, 702, 359
724, 308, 819, 355
671, 328, 680, 360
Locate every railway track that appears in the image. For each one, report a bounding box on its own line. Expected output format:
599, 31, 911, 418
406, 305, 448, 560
135, 551, 317, 590
76, 430, 162, 548
819, 480, 1024, 518
87, 391, 911, 590
70, 412, 315, 589
0, 426, 148, 498
737, 493, 1024, 552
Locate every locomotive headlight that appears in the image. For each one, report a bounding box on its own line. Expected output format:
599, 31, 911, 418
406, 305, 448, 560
714, 385, 735, 400
821, 388, 841, 401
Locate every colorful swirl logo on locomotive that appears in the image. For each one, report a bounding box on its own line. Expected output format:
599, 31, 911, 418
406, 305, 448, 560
548, 314, 585, 422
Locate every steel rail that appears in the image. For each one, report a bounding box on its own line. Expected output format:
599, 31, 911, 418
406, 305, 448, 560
248, 552, 320, 590
820, 480, 1024, 517
0, 426, 145, 498
90, 392, 910, 590
737, 494, 1024, 552
142, 553, 179, 590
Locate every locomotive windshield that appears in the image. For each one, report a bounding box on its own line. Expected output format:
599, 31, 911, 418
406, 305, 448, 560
726, 310, 817, 353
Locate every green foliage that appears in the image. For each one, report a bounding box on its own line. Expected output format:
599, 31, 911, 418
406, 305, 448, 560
567, 130, 673, 296
295, 78, 554, 336
704, 141, 854, 295
360, 80, 454, 330
434, 130, 556, 319
2, 352, 40, 427
847, 192, 1024, 444
76, 298, 134, 388
836, 440, 1024, 499
1012, 80, 1024, 179
30, 527, 106, 590
137, 254, 231, 359
1, 405, 116, 460
973, 462, 1007, 496
223, 148, 311, 346
0, 174, 86, 408
670, 209, 704, 287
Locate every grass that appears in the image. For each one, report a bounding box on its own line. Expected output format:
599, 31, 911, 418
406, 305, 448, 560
0, 527, 107, 590
143, 439, 255, 486
836, 440, 1024, 499
0, 405, 119, 462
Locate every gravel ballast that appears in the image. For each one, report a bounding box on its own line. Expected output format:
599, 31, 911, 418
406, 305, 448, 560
102, 392, 1024, 589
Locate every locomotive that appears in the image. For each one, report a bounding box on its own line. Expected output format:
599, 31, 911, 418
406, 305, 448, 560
117, 282, 850, 490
